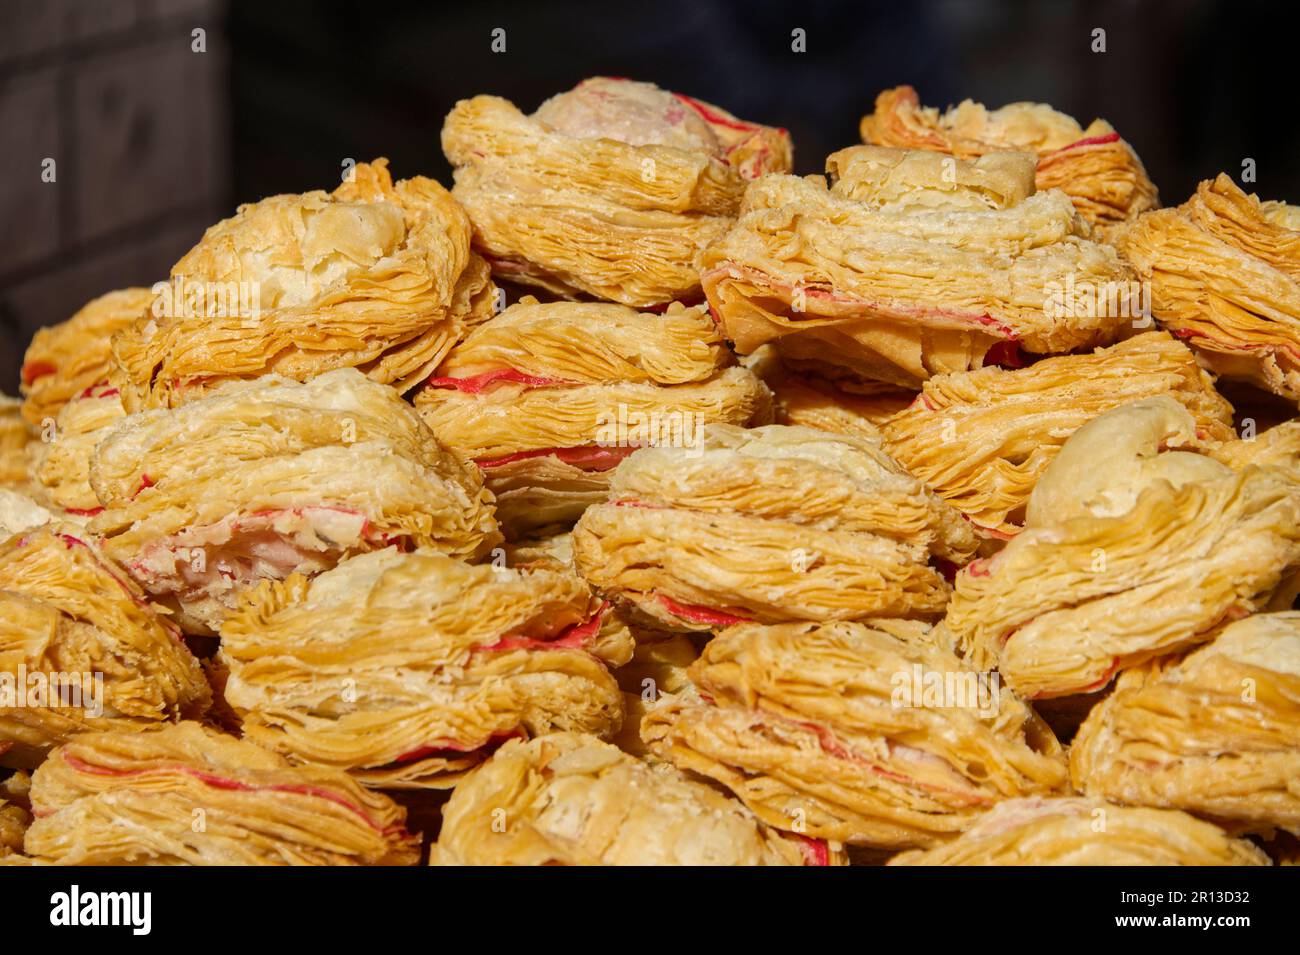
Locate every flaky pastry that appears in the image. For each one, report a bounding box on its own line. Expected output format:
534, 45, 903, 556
572, 423, 977, 631
430, 733, 835, 865
0, 397, 35, 491
861, 86, 1157, 239
110, 159, 495, 409
219, 548, 625, 789
946, 397, 1300, 698
0, 528, 209, 766
86, 369, 500, 634
888, 797, 1268, 865
642, 621, 1067, 849
1071, 612, 1300, 836
442, 77, 792, 306
22, 722, 419, 865
702, 146, 1134, 388
34, 385, 126, 515
1121, 174, 1300, 400
881, 331, 1235, 536
19, 288, 152, 426
415, 297, 772, 534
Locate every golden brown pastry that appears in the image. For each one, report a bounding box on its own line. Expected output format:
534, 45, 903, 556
1071, 612, 1300, 835
1121, 174, 1300, 401
34, 385, 126, 516
0, 396, 35, 491
642, 621, 1067, 849
19, 288, 152, 426
0, 528, 209, 767
414, 297, 772, 535
0, 787, 27, 856
442, 77, 792, 306
0, 489, 52, 539
219, 548, 626, 789
946, 397, 1300, 699
861, 85, 1157, 239
572, 423, 977, 632
21, 722, 419, 865
86, 369, 500, 634
110, 159, 495, 410
702, 146, 1135, 389
881, 331, 1236, 536
888, 797, 1269, 865
745, 345, 910, 439
430, 732, 836, 865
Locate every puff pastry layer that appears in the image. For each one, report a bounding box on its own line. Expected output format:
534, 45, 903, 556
888, 797, 1269, 865
642, 621, 1066, 849
443, 77, 792, 306
1121, 174, 1300, 400
416, 298, 772, 535
22, 722, 419, 865
861, 86, 1157, 240
431, 732, 833, 865
881, 332, 1235, 536
219, 548, 625, 788
1071, 612, 1300, 836
34, 385, 126, 515
946, 397, 1300, 698
702, 146, 1134, 388
87, 369, 500, 634
0, 528, 209, 766
111, 159, 495, 409
572, 423, 977, 631
20, 288, 152, 426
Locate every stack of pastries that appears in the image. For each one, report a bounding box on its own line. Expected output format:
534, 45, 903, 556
1, 77, 1296, 867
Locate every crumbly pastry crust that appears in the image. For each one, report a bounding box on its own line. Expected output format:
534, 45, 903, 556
860, 86, 1158, 240
430, 732, 832, 865
442, 78, 792, 306
0, 528, 210, 766
219, 549, 625, 789
881, 331, 1236, 536
1071, 612, 1300, 836
888, 797, 1269, 865
110, 159, 495, 410
702, 147, 1135, 388
642, 621, 1067, 849
21, 722, 419, 865
19, 288, 153, 427
1121, 174, 1300, 400
946, 397, 1300, 699
572, 423, 976, 631
86, 369, 500, 634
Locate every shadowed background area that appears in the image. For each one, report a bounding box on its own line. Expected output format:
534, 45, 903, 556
2, 0, 1295, 390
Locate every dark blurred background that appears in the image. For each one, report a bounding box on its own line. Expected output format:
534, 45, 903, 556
2, 0, 1295, 391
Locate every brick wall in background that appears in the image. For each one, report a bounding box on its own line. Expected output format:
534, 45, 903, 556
0, 0, 230, 393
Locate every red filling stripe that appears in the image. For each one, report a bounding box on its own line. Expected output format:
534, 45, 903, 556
424, 368, 570, 394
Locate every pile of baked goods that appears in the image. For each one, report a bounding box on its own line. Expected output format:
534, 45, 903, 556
2, 78, 1297, 866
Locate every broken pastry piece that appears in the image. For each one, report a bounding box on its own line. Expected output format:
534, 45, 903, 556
86, 369, 500, 634
110, 159, 495, 410
881, 331, 1236, 537
0, 489, 52, 539
442, 77, 792, 306
0, 795, 26, 856
642, 621, 1067, 850
1121, 174, 1300, 401
888, 798, 1269, 866
572, 423, 977, 632
21, 722, 419, 865
219, 548, 626, 789
430, 732, 834, 865
414, 298, 772, 536
861, 85, 1157, 240
1071, 612, 1300, 836
945, 397, 1300, 699
34, 385, 126, 516
19, 288, 152, 426
702, 146, 1135, 389
0, 528, 210, 767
